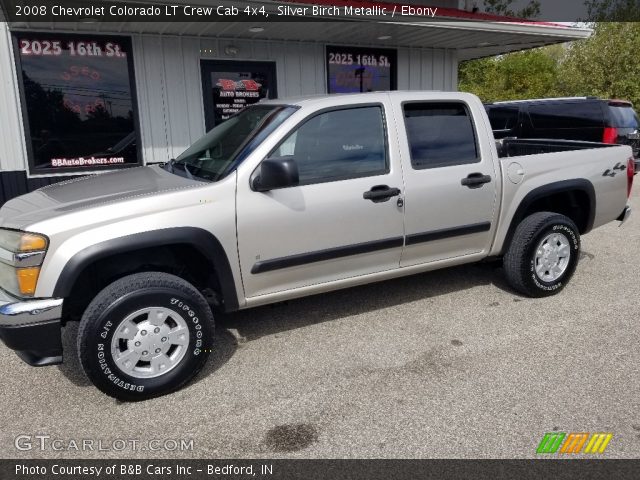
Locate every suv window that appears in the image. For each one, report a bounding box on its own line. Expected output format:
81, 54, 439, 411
608, 105, 639, 128
403, 102, 479, 170
271, 106, 388, 185
527, 102, 604, 129
487, 105, 519, 130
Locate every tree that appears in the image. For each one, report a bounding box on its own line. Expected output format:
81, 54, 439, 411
459, 47, 562, 102
22, 71, 80, 136
459, 22, 640, 107
584, 0, 640, 21
457, 0, 545, 102
482, 0, 541, 18
459, 0, 640, 106
559, 22, 640, 107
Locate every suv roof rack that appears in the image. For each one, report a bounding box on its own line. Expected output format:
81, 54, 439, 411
608, 99, 633, 106
492, 97, 595, 104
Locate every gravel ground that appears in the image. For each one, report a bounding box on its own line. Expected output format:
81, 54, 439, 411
1, 190, 638, 460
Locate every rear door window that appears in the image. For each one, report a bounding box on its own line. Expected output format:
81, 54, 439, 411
527, 102, 604, 129
403, 102, 479, 170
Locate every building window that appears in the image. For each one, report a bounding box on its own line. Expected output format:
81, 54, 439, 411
13, 33, 140, 174
326, 46, 396, 94
201, 60, 277, 129
403, 102, 479, 170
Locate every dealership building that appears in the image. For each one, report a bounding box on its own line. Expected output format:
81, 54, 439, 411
0, 0, 590, 205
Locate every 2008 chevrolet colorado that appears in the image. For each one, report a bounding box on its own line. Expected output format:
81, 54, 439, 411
0, 92, 634, 400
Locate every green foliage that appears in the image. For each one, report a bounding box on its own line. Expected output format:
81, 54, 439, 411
458, 47, 561, 102
457, 0, 548, 102
482, 0, 541, 18
458, 22, 640, 108
561, 22, 640, 106
585, 0, 640, 21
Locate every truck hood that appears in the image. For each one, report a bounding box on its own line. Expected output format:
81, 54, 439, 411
0, 166, 205, 230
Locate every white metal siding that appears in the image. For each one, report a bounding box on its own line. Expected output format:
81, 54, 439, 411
132, 35, 458, 164
132, 35, 205, 164
396, 47, 456, 90
0, 23, 28, 172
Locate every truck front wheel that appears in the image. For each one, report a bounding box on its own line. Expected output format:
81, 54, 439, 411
503, 212, 580, 297
77, 272, 214, 401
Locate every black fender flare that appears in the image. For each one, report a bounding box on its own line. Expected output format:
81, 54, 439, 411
502, 179, 596, 253
52, 227, 240, 312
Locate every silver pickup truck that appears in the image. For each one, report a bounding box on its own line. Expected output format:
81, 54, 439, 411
0, 92, 634, 400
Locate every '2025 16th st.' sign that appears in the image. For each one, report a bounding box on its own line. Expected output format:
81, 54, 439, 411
19, 38, 126, 58
14, 33, 139, 172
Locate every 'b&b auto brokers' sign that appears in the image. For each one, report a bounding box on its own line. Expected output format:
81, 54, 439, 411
214, 78, 263, 121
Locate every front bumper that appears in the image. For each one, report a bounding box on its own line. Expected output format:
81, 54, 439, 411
0, 289, 63, 366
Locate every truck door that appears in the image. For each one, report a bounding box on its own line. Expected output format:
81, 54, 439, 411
236, 101, 405, 298
394, 100, 498, 267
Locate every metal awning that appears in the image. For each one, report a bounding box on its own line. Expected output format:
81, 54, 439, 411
3, 0, 592, 59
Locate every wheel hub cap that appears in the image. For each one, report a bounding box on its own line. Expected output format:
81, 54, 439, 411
110, 307, 190, 379
534, 232, 571, 283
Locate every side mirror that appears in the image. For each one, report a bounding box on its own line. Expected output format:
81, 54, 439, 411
253, 158, 299, 192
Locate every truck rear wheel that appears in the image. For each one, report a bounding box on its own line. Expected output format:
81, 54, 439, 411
503, 212, 580, 297
77, 272, 214, 401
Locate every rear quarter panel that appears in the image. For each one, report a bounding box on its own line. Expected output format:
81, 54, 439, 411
491, 144, 632, 255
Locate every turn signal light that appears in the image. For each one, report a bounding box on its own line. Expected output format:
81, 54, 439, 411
16, 267, 40, 296
19, 234, 47, 252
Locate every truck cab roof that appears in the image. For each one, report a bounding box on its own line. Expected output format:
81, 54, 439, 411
259, 90, 462, 108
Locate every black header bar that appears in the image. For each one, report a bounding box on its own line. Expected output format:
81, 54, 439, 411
1, 0, 638, 23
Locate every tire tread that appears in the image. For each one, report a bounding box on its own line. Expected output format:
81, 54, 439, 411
503, 212, 579, 297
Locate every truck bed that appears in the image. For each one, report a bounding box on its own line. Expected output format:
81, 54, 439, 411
496, 138, 616, 158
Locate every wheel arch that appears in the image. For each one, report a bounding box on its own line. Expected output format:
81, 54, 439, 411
501, 179, 595, 255
52, 227, 240, 313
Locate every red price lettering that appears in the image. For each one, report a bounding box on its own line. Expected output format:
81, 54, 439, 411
218, 79, 237, 91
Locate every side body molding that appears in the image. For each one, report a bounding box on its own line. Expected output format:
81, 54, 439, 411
52, 227, 240, 312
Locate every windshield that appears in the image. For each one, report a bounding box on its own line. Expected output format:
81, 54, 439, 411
609, 105, 639, 129
169, 105, 297, 181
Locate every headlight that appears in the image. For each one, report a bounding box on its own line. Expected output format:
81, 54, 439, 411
0, 229, 48, 297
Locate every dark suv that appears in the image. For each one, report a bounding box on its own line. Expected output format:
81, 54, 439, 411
485, 97, 639, 172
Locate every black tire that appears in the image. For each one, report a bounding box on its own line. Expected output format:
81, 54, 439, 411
77, 272, 213, 401
503, 212, 580, 297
